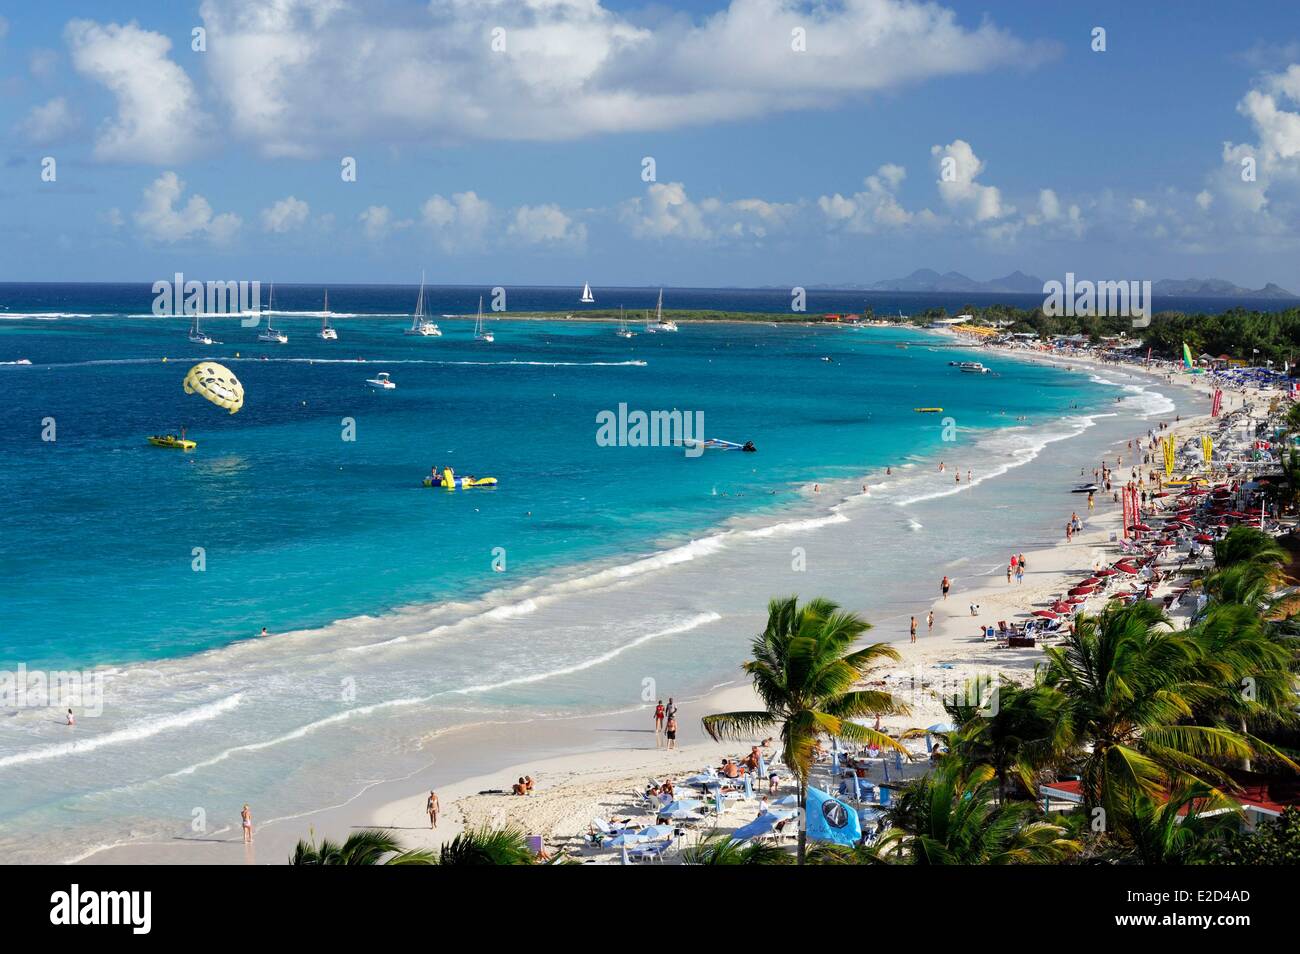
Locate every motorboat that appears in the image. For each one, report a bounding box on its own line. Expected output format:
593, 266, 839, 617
366, 372, 396, 389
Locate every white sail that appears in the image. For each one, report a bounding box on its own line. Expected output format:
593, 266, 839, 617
580, 281, 594, 303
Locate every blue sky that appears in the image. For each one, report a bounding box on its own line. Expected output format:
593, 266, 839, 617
2, 0, 1299, 288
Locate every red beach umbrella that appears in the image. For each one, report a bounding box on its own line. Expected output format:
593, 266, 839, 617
1068, 585, 1095, 596
1095, 569, 1116, 577
1033, 610, 1059, 619
1196, 533, 1215, 543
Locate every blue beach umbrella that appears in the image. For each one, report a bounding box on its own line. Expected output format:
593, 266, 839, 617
756, 752, 767, 780
640, 825, 674, 839
731, 812, 781, 841
743, 774, 753, 799
659, 799, 703, 813
774, 794, 798, 807
606, 831, 646, 848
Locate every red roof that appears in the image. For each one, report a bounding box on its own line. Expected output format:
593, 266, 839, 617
1041, 771, 1300, 818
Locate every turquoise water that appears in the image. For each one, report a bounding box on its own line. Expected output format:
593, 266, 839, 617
1, 314, 1105, 667
1, 299, 1189, 862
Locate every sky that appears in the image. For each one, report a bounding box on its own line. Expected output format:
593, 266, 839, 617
1, 0, 1299, 288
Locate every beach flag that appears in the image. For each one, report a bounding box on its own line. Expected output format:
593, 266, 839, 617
1202, 435, 1213, 464
1163, 438, 1175, 477
1183, 342, 1194, 370
805, 787, 862, 846
1211, 390, 1223, 417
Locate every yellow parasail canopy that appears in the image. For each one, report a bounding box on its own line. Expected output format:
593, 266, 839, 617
183, 361, 244, 414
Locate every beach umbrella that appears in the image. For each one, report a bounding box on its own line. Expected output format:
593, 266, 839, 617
928, 722, 957, 733
731, 812, 782, 842
1196, 534, 1215, 543
714, 792, 725, 816
1066, 596, 1086, 605
663, 809, 705, 821
606, 831, 647, 848
1033, 609, 1058, 619
743, 774, 753, 800
1068, 585, 1095, 596
684, 772, 716, 784
756, 752, 767, 780
641, 824, 675, 839
1128, 524, 1153, 532
1095, 568, 1116, 577
659, 799, 703, 813
773, 794, 798, 807
858, 808, 883, 824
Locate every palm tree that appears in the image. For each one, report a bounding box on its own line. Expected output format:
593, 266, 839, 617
1042, 602, 1261, 818
1111, 781, 1240, 865
289, 828, 436, 865
702, 596, 910, 864
681, 835, 793, 865
940, 678, 1068, 803
436, 825, 542, 865
870, 763, 1079, 864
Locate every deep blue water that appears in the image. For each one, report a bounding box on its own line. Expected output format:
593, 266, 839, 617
0, 281, 1292, 321
0, 285, 1115, 669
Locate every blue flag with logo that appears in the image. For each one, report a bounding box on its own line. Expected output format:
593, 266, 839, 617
805, 786, 862, 846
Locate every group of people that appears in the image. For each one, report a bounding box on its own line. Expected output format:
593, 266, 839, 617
1007, 552, 1027, 584
653, 698, 679, 749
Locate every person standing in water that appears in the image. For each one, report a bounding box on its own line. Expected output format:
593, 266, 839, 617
241, 804, 253, 844
909, 616, 918, 643
927, 610, 934, 634
941, 576, 950, 600
654, 699, 666, 747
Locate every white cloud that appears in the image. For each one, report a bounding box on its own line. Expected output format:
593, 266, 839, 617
196, 0, 1051, 154
421, 191, 493, 250
65, 19, 211, 163
620, 181, 796, 242
507, 204, 587, 245
359, 205, 412, 242
261, 196, 310, 232
15, 97, 79, 145
134, 172, 241, 244
930, 139, 1009, 222
818, 164, 920, 233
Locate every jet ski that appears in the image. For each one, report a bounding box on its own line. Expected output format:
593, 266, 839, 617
1072, 483, 1100, 493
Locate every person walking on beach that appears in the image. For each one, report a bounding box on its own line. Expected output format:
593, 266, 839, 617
654, 699, 666, 747
1015, 565, 1024, 585
941, 576, 950, 600
665, 697, 677, 725
241, 804, 253, 844
910, 616, 917, 643
665, 715, 678, 750
927, 610, 934, 634
426, 790, 440, 829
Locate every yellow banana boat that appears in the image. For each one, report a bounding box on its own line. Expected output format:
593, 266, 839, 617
423, 466, 498, 489
913, 407, 943, 413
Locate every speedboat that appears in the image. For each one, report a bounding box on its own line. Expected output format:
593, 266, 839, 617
366, 372, 396, 390
148, 434, 196, 450
188, 316, 220, 345
404, 272, 441, 336
318, 290, 338, 340
645, 289, 678, 332
684, 438, 756, 452
424, 466, 497, 489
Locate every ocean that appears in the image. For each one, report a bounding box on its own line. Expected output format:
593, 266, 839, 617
0, 283, 1193, 861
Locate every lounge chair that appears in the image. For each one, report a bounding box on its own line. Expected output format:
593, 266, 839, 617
627, 837, 673, 863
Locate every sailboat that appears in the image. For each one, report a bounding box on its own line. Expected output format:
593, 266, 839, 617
189, 314, 220, 345
473, 296, 494, 342
645, 289, 678, 333
317, 290, 338, 340
616, 305, 635, 338
404, 272, 441, 337
580, 281, 595, 304
257, 284, 288, 343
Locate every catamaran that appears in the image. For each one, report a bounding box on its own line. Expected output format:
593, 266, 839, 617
404, 272, 441, 337
580, 281, 595, 303
317, 290, 338, 340
473, 296, 494, 342
616, 305, 635, 338
645, 289, 678, 333
257, 284, 288, 343
188, 315, 220, 345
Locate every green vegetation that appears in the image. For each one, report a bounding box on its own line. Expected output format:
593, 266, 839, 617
701, 595, 910, 865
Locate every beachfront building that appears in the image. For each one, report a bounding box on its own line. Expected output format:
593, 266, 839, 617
1040, 774, 1300, 832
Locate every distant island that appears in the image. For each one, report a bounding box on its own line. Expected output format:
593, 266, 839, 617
813, 269, 1297, 299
